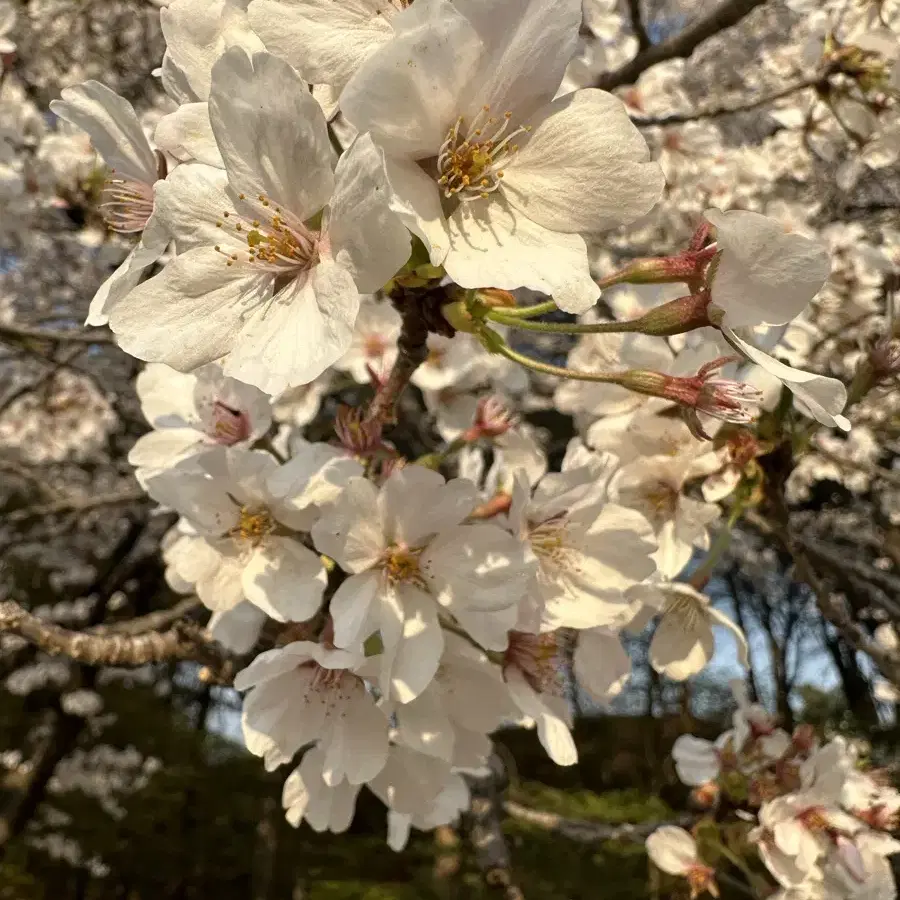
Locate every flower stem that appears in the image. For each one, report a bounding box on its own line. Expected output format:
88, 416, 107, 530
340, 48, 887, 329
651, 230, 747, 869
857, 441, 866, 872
486, 311, 640, 334
416, 436, 469, 469
492, 300, 558, 318
489, 336, 623, 384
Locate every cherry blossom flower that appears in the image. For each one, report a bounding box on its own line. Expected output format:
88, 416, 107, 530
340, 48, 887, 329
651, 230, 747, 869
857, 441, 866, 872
128, 363, 272, 476
311, 465, 535, 703
50, 81, 170, 325
247, 0, 406, 97
642, 583, 749, 681
503, 630, 576, 766
333, 296, 401, 383
109, 48, 410, 395
612, 452, 720, 579
144, 446, 360, 621
341, 0, 664, 313
704, 209, 849, 430
507, 444, 658, 632
235, 640, 390, 777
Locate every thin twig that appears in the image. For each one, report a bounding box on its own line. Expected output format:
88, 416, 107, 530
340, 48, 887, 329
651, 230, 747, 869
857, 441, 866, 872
633, 75, 824, 126
7, 489, 149, 524
744, 511, 900, 688
594, 0, 769, 90
0, 347, 87, 419
89, 597, 202, 636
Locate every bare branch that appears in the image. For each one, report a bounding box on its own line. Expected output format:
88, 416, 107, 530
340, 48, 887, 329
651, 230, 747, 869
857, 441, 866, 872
594, 0, 769, 91
0, 322, 116, 345
502, 801, 696, 843
0, 347, 87, 419
632, 75, 823, 127
626, 0, 652, 51
0, 600, 240, 683
744, 512, 900, 689
364, 295, 431, 427
90, 597, 203, 636
7, 489, 149, 524
464, 755, 524, 900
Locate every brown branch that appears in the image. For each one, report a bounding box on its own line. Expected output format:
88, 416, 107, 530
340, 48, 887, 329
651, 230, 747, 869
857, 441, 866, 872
0, 347, 87, 419
0, 600, 240, 684
464, 755, 524, 900
90, 597, 202, 636
594, 0, 769, 90
364, 296, 431, 427
0, 706, 86, 853
6, 488, 149, 524
632, 75, 824, 126
744, 512, 900, 689
503, 802, 696, 843
626, 0, 652, 51
0, 322, 116, 345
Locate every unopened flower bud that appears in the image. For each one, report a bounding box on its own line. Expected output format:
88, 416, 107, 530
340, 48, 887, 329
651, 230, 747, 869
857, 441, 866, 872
462, 395, 517, 441
690, 782, 720, 810
598, 250, 714, 289
475, 288, 517, 308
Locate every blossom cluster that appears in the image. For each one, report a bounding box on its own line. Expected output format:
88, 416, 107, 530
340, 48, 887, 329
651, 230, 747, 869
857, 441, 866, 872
647, 681, 900, 899
27, 0, 900, 864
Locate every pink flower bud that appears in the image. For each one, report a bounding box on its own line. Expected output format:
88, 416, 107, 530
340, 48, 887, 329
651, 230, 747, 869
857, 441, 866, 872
463, 395, 517, 441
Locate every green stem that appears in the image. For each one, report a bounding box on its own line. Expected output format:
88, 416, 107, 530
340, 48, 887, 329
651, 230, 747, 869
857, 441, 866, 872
487, 311, 640, 335
416, 436, 469, 469
489, 336, 623, 384
492, 300, 558, 318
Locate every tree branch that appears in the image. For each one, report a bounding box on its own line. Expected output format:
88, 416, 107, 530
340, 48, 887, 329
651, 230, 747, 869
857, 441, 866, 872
6, 488, 149, 524
744, 512, 900, 689
0, 600, 240, 683
502, 802, 696, 843
90, 597, 202, 636
0, 322, 116, 345
364, 296, 431, 427
632, 75, 823, 126
464, 755, 524, 900
594, 0, 769, 90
